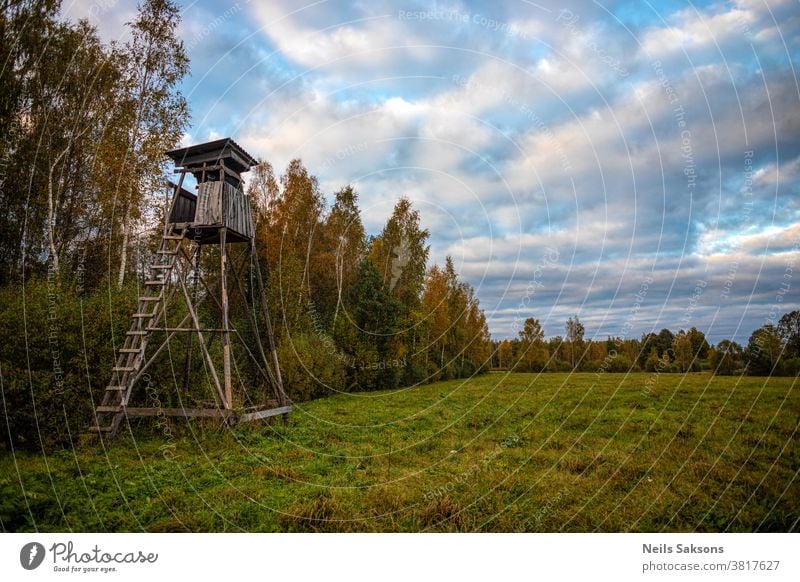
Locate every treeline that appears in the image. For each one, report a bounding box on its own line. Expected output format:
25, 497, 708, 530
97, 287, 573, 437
248, 161, 492, 401
492, 313, 800, 376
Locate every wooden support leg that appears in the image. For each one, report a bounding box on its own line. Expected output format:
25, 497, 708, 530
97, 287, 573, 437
220, 228, 233, 410
183, 247, 200, 392
251, 243, 289, 420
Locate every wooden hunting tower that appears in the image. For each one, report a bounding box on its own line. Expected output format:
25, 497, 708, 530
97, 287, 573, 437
91, 138, 289, 438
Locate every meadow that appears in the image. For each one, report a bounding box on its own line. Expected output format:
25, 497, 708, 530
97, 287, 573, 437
1, 372, 797, 532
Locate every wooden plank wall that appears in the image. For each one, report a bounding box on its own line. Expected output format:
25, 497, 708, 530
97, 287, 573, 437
169, 189, 198, 224
195, 181, 223, 226
194, 181, 254, 240
223, 182, 254, 239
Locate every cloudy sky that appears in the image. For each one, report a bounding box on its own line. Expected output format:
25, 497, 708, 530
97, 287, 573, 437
63, 0, 799, 344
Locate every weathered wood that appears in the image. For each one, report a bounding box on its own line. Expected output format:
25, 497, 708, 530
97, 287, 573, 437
183, 247, 200, 393
94, 139, 288, 439
168, 185, 197, 224
173, 164, 240, 182
146, 327, 228, 333
124, 407, 233, 418
239, 406, 293, 423
177, 270, 227, 408
192, 181, 253, 240
96, 406, 121, 413
220, 227, 233, 410
166, 138, 257, 175
88, 425, 113, 433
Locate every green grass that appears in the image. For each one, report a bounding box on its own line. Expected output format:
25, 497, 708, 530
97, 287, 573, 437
2, 372, 798, 532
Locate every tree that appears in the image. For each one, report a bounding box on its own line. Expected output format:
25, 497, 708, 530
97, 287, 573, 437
777, 311, 800, 359
498, 340, 513, 369
369, 197, 429, 309
709, 340, 743, 376
639, 333, 657, 367
520, 317, 544, 343
517, 317, 547, 372
422, 264, 450, 377
673, 331, 694, 372
565, 315, 585, 370
338, 259, 402, 390
686, 327, 710, 359
656, 328, 675, 359
369, 198, 430, 379
248, 160, 280, 227
746, 325, 784, 376
0, 4, 126, 281
421, 258, 490, 379
114, 0, 189, 287
644, 347, 661, 372
325, 186, 366, 326
256, 159, 326, 333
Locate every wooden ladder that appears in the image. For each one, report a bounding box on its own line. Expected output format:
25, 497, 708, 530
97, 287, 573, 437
89, 226, 185, 437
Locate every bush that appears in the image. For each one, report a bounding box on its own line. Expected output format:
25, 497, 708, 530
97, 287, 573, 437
709, 347, 744, 376
277, 332, 346, 402
782, 357, 800, 377
545, 359, 571, 372
606, 354, 636, 373
0, 277, 137, 452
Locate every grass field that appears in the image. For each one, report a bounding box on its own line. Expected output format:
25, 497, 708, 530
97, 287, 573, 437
1, 372, 798, 532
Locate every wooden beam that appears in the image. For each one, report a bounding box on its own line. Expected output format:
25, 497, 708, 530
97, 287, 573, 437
173, 164, 240, 182
124, 407, 233, 418
220, 227, 233, 410
238, 406, 293, 423
147, 327, 228, 333
177, 267, 228, 407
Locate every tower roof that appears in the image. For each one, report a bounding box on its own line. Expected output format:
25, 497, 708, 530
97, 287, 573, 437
165, 138, 258, 175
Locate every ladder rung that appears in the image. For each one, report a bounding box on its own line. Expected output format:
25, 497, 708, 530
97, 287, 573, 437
112, 366, 135, 372
163, 235, 183, 240
119, 348, 141, 353
139, 296, 161, 301
145, 280, 166, 285
131, 313, 157, 318
96, 406, 122, 413
88, 425, 113, 433
126, 331, 147, 335
157, 250, 178, 255
150, 264, 171, 269
105, 386, 126, 391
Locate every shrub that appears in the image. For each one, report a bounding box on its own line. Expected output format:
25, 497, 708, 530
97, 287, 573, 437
277, 332, 346, 402
545, 359, 571, 372
782, 357, 800, 377
0, 278, 137, 451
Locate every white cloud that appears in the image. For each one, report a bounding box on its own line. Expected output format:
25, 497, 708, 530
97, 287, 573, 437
640, 6, 757, 58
